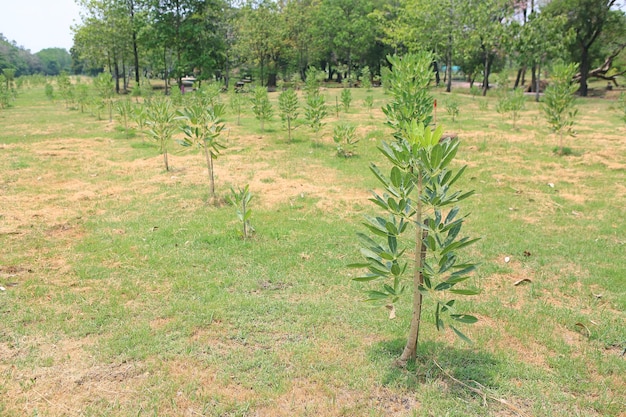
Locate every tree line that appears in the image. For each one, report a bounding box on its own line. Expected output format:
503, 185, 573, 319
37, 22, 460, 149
2, 1, 624, 97
0, 35, 72, 76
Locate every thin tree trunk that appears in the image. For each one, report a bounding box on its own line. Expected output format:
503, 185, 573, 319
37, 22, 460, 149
398, 171, 426, 366
514, 67, 523, 88
287, 118, 292, 142
445, 50, 452, 93
204, 145, 215, 198
163, 149, 169, 171
129, 0, 140, 84
535, 60, 541, 102
114, 60, 120, 94
164, 46, 169, 96
482, 53, 490, 96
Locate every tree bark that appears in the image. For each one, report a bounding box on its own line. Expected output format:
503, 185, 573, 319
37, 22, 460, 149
114, 58, 120, 94
482, 52, 491, 96
579, 46, 589, 97
129, 0, 140, 84
514, 67, 523, 88
398, 171, 426, 366
535, 60, 541, 102
204, 145, 215, 199
445, 51, 452, 93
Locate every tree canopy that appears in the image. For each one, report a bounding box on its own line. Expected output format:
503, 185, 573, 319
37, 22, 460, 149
3, 0, 625, 96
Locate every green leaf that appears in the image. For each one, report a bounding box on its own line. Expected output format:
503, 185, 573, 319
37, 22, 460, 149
347, 262, 371, 268
435, 303, 443, 330
448, 264, 477, 279
383, 284, 396, 295
449, 288, 480, 295
450, 325, 473, 344
352, 275, 382, 282
380, 251, 395, 261
440, 237, 481, 257
430, 144, 443, 169
388, 235, 397, 254
390, 166, 402, 188
365, 290, 390, 301
450, 314, 479, 324
444, 275, 471, 285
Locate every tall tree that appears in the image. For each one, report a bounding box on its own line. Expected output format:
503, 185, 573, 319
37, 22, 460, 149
233, 0, 284, 86
74, 0, 135, 91
461, 0, 515, 96
543, 0, 622, 96
375, 0, 464, 91
314, 0, 378, 82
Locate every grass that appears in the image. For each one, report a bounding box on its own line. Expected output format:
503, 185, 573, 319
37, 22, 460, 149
0, 80, 625, 416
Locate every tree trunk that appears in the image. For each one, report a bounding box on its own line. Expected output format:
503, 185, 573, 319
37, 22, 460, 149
445, 50, 452, 93
114, 59, 120, 94
433, 60, 440, 86
579, 46, 590, 97
482, 52, 491, 96
531, 65, 537, 92
535, 60, 541, 102
164, 46, 169, 96
130, 0, 140, 84
122, 61, 128, 92
204, 145, 215, 199
514, 67, 523, 88
268, 73, 277, 88
398, 172, 426, 366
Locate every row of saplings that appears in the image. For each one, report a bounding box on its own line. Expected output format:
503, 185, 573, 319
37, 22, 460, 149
48, 70, 376, 239
47, 56, 592, 369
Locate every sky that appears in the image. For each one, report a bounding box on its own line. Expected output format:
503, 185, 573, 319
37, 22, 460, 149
0, 0, 82, 53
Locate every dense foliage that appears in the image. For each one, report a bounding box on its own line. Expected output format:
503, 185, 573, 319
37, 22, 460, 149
1, 1, 624, 97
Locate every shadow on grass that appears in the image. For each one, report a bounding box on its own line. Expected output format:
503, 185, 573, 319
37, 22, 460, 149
368, 338, 500, 393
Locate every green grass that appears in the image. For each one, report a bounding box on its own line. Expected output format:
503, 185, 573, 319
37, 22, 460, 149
0, 81, 624, 416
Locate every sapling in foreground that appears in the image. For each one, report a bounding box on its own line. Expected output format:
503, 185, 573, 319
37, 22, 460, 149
115, 99, 134, 138
228, 184, 254, 239
444, 96, 460, 122
305, 92, 327, 133
351, 53, 479, 366
341, 88, 352, 112
541, 62, 578, 155
177, 101, 226, 202
361, 66, 372, 91
364, 95, 374, 114
250, 86, 273, 132
333, 123, 358, 157
145, 98, 177, 171
229, 85, 248, 125
93, 72, 115, 121
279, 88, 299, 142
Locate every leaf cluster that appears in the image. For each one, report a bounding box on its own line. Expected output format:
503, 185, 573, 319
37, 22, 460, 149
228, 184, 254, 239
352, 122, 478, 336
382, 53, 434, 132
541, 62, 579, 136
333, 123, 358, 157
304, 92, 327, 133
250, 86, 273, 131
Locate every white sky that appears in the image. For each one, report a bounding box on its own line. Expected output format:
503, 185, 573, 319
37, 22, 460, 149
0, 0, 82, 53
